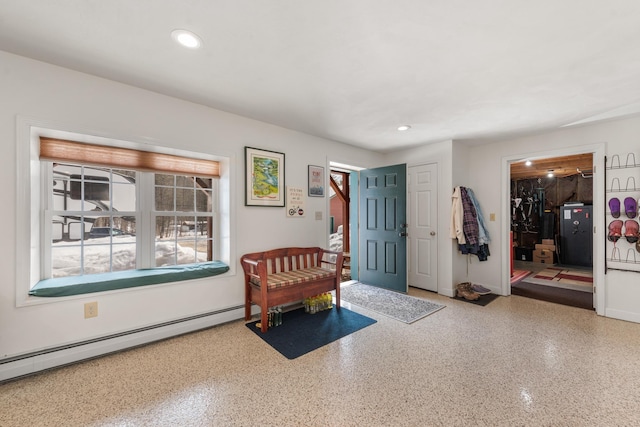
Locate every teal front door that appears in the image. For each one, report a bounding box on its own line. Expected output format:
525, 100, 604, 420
358, 164, 407, 293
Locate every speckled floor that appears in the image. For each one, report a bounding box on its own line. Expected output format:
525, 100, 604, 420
2, 287, 640, 427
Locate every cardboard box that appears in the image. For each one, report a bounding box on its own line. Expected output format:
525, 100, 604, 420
533, 248, 554, 264
542, 239, 554, 245
535, 243, 556, 251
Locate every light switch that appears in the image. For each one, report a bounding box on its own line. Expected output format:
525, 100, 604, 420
315, 211, 322, 220
489, 213, 496, 221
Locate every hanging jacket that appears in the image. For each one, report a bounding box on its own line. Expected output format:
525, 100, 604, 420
450, 186, 465, 244
456, 186, 491, 261
465, 187, 490, 245
460, 187, 479, 246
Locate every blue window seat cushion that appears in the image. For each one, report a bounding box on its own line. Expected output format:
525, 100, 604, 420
29, 261, 230, 297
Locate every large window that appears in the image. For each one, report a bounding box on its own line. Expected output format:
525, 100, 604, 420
16, 123, 231, 301
48, 163, 217, 279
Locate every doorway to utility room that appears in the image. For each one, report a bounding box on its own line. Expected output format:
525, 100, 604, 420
509, 153, 595, 310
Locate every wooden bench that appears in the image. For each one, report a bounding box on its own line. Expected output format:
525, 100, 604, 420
241, 247, 343, 332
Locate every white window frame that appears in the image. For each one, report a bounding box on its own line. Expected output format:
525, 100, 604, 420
16, 117, 234, 307
149, 173, 219, 267
46, 162, 140, 276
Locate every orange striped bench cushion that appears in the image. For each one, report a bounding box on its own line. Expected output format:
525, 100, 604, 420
250, 267, 336, 290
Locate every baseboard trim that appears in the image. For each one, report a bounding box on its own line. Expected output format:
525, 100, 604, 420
604, 308, 640, 324
0, 305, 245, 383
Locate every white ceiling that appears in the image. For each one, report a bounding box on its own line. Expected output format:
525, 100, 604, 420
1, 1, 640, 152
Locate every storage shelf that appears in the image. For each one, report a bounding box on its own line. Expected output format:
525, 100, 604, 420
607, 177, 640, 193
608, 247, 640, 263
606, 164, 640, 170
607, 154, 640, 170
606, 188, 640, 193
605, 153, 640, 274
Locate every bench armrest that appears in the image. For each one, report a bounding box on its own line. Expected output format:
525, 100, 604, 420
240, 257, 267, 282
319, 249, 344, 272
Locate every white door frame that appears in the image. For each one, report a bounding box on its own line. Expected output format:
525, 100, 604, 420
501, 143, 606, 315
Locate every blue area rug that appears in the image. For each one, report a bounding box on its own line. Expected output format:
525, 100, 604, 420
245, 307, 376, 359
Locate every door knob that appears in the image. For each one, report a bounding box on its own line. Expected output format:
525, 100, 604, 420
399, 232, 408, 237
430, 231, 436, 236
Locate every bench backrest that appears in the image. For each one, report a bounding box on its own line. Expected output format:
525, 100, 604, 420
241, 247, 327, 275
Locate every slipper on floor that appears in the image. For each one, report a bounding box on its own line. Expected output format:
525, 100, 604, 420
608, 220, 623, 242
471, 284, 492, 295
609, 197, 621, 218
624, 197, 637, 218
625, 220, 639, 243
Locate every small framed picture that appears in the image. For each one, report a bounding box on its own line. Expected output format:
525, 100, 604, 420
245, 147, 285, 207
308, 165, 325, 197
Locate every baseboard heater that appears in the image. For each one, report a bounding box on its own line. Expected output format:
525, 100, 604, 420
0, 305, 245, 383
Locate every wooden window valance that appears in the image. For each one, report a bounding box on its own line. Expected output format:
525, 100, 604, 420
39, 137, 220, 177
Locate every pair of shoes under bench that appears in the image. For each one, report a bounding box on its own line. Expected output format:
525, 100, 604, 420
470, 284, 492, 295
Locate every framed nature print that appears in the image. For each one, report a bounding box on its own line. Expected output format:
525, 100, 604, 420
308, 165, 325, 197
245, 147, 285, 206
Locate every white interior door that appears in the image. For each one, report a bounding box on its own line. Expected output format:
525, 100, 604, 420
408, 163, 438, 292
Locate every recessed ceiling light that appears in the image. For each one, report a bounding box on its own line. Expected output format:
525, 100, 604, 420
397, 125, 411, 131
171, 29, 202, 49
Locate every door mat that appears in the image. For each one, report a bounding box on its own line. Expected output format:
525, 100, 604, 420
524, 267, 593, 292
339, 282, 445, 324
452, 293, 500, 306
245, 307, 376, 359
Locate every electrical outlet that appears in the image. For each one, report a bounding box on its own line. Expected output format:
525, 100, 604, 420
84, 301, 98, 319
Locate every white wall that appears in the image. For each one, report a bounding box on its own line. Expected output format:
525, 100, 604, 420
0, 51, 384, 361
463, 115, 640, 323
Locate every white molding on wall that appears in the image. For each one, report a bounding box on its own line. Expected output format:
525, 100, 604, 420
604, 308, 640, 324
0, 306, 245, 383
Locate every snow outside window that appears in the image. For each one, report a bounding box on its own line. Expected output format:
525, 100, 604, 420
46, 162, 217, 280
